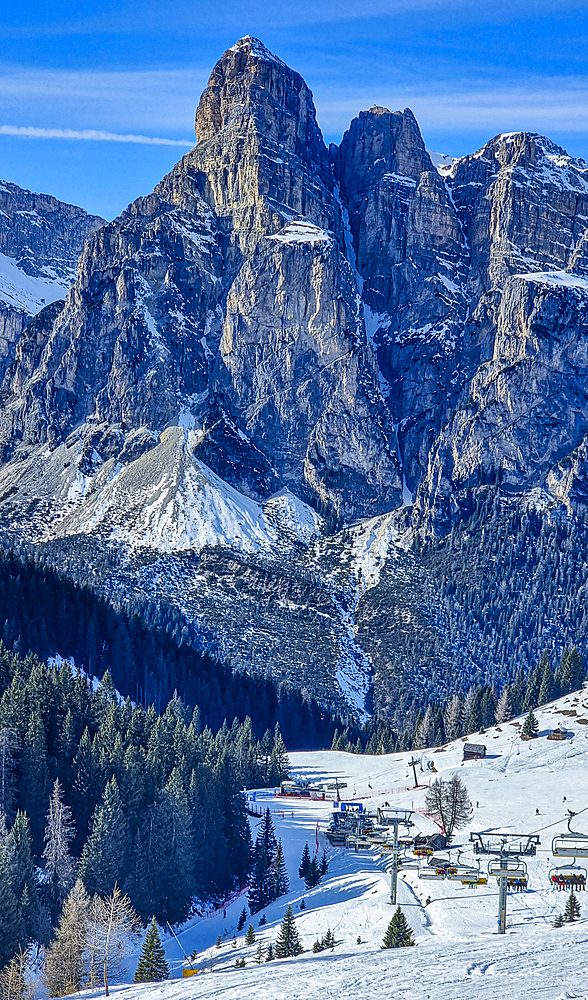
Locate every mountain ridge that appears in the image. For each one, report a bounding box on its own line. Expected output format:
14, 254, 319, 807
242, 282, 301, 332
1, 36, 588, 720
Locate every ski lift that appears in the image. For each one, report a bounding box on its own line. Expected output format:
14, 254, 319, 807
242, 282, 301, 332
418, 866, 447, 880
549, 863, 587, 891
487, 858, 527, 879
457, 871, 488, 887
445, 853, 485, 885
414, 846, 433, 857
552, 812, 588, 859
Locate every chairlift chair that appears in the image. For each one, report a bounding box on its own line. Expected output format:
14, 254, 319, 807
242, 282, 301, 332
549, 862, 587, 891
418, 866, 447, 880
552, 811, 588, 859
487, 858, 527, 879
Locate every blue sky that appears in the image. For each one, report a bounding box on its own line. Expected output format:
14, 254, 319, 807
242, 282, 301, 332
1, 0, 586, 219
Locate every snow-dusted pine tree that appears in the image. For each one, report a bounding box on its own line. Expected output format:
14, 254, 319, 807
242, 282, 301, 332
382, 907, 414, 948
133, 918, 169, 983
42, 780, 76, 915
273, 840, 289, 898
274, 905, 303, 958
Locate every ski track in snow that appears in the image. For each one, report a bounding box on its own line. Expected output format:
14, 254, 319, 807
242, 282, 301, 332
68, 691, 588, 1000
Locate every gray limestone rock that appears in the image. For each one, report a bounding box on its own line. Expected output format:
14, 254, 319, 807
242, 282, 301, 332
334, 107, 468, 489
415, 271, 588, 532
0, 180, 105, 379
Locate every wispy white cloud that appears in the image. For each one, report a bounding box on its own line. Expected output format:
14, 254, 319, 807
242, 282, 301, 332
0, 125, 193, 146
314, 77, 588, 146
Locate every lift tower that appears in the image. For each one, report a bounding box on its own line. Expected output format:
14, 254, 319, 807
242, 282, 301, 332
470, 832, 540, 934
379, 809, 414, 905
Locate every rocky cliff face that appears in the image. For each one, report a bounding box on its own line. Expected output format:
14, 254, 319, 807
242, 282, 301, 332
2, 39, 588, 537
2, 37, 588, 716
0, 37, 400, 520
415, 270, 588, 532
0, 181, 104, 380
334, 107, 468, 489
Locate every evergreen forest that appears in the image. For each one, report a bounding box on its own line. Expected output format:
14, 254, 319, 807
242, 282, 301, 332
0, 641, 291, 967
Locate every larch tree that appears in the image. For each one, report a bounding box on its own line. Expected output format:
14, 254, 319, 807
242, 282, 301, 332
494, 686, 512, 724
425, 776, 472, 841
0, 947, 33, 1000
90, 884, 139, 997
42, 881, 91, 998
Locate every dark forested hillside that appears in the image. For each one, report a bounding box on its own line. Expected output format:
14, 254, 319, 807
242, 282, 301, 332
0, 641, 292, 949
0, 546, 336, 749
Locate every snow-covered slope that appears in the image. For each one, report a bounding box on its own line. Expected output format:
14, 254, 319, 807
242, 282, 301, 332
78, 687, 588, 1000
48, 426, 323, 555
0, 250, 72, 313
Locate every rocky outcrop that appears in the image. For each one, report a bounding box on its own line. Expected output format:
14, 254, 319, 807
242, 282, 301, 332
334, 107, 468, 489
0, 39, 398, 520
178, 35, 342, 263
216, 221, 400, 514
415, 271, 588, 531
0, 181, 105, 379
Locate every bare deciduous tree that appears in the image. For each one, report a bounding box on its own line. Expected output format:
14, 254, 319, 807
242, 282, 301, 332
91, 885, 139, 997
425, 775, 472, 841
0, 947, 34, 1000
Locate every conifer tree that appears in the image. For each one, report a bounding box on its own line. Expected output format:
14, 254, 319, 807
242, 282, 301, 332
19, 712, 49, 853
0, 853, 24, 969
269, 724, 289, 785
248, 809, 277, 913
273, 840, 289, 898
147, 769, 195, 926
133, 918, 169, 983
6, 812, 39, 941
564, 891, 581, 922
265, 943, 274, 962
245, 925, 255, 946
522, 708, 539, 738
42, 780, 76, 919
254, 942, 265, 964
381, 907, 415, 948
319, 851, 329, 878
0, 728, 19, 822
237, 907, 247, 931
274, 905, 303, 958
538, 656, 555, 706
78, 777, 130, 897
304, 855, 321, 890
443, 694, 464, 741
522, 658, 544, 713
510, 665, 527, 717
298, 843, 311, 880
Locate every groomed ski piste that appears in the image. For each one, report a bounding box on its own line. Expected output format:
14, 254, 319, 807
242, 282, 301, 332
77, 689, 588, 1000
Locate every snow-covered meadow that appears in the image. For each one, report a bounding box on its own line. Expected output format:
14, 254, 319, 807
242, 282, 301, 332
74, 691, 588, 999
